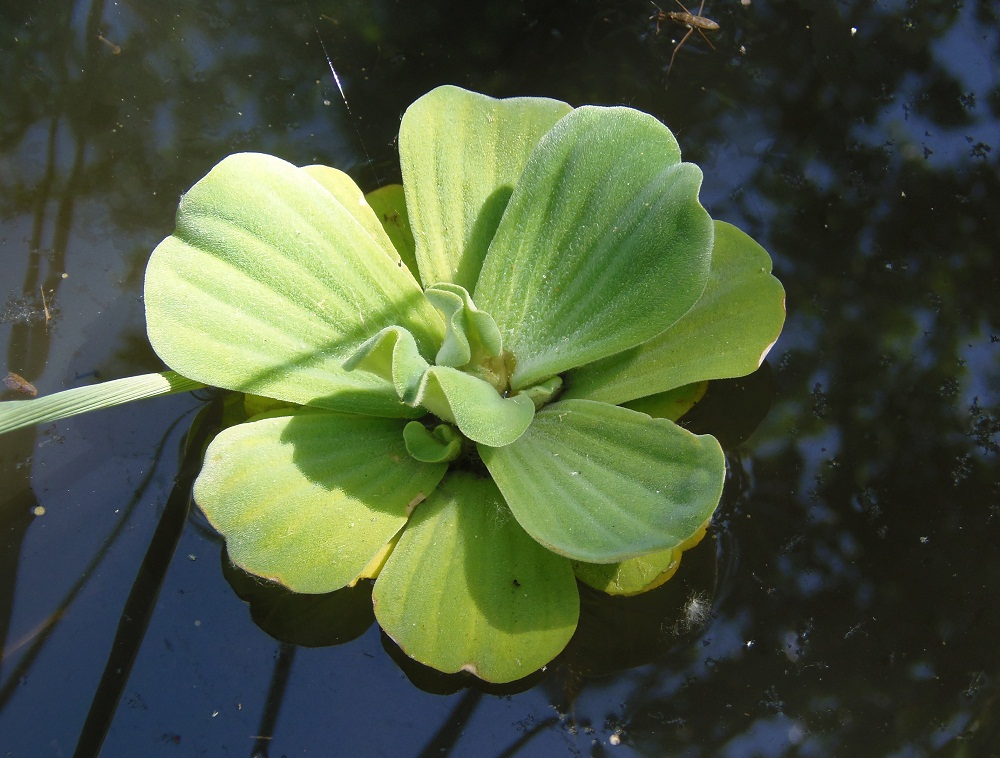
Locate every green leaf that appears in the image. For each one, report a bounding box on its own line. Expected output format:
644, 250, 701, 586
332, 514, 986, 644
193, 409, 448, 594
564, 221, 786, 405
365, 184, 419, 278
572, 512, 709, 596
343, 325, 432, 405
480, 399, 725, 563
573, 547, 679, 596
0, 371, 203, 435
518, 375, 564, 410
474, 105, 714, 390
372, 471, 579, 683
400, 85, 572, 291
416, 366, 535, 446
622, 381, 707, 421
346, 326, 535, 447
144, 152, 444, 418
423, 283, 503, 368
403, 421, 462, 463
301, 165, 404, 267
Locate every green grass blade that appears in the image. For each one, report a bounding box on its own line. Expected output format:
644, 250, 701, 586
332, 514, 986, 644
0, 371, 205, 435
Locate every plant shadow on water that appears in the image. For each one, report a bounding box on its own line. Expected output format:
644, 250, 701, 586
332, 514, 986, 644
1, 0, 999, 755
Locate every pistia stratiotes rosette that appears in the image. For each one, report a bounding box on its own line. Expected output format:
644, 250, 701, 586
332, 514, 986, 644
0, 85, 785, 683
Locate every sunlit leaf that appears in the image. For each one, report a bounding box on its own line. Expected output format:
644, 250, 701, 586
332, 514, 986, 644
474, 105, 713, 390
416, 366, 535, 446
0, 371, 203, 434
373, 472, 579, 683
480, 399, 725, 563
301, 164, 403, 267
193, 409, 448, 594
400, 85, 572, 291
144, 152, 444, 418
564, 221, 786, 405
365, 184, 419, 278
573, 547, 679, 596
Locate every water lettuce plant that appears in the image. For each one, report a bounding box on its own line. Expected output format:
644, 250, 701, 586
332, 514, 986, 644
0, 86, 785, 683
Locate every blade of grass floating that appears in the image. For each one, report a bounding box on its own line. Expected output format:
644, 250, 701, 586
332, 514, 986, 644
0, 371, 204, 435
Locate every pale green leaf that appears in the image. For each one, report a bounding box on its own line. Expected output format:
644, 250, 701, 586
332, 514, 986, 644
474, 105, 713, 390
373, 471, 579, 683
480, 399, 725, 563
301, 164, 404, 267
144, 152, 444, 418
418, 366, 535, 446
193, 410, 447, 594
519, 375, 563, 410
573, 547, 679, 596
400, 85, 572, 291
423, 283, 503, 368
564, 221, 786, 405
572, 511, 710, 596
343, 325, 431, 405
345, 325, 535, 447
0, 371, 203, 435
365, 184, 419, 278
417, 366, 536, 447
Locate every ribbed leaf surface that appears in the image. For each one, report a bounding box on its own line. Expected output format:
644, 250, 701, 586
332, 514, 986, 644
481, 399, 724, 563
373, 472, 579, 683
193, 410, 447, 594
400, 85, 571, 290
474, 106, 713, 390
145, 153, 444, 417
565, 221, 786, 404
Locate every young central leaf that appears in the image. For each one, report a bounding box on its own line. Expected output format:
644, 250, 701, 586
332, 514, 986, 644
423, 283, 510, 393
344, 323, 534, 448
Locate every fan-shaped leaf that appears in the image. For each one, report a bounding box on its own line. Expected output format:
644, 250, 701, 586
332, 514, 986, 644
193, 409, 447, 594
564, 221, 786, 405
373, 472, 579, 683
145, 153, 444, 417
400, 85, 572, 290
474, 106, 713, 390
480, 399, 724, 563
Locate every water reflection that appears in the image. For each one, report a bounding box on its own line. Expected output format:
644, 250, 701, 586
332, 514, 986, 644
1, 0, 998, 755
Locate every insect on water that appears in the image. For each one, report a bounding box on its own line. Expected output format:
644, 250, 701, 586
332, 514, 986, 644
650, 0, 720, 78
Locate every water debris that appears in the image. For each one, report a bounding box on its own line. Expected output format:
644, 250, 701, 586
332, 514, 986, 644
97, 34, 122, 55
40, 285, 52, 328
4, 371, 38, 397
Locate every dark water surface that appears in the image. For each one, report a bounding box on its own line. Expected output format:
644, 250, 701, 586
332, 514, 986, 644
2, 1, 998, 755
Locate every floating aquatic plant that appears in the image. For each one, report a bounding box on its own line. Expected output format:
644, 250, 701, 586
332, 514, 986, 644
0, 85, 785, 682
